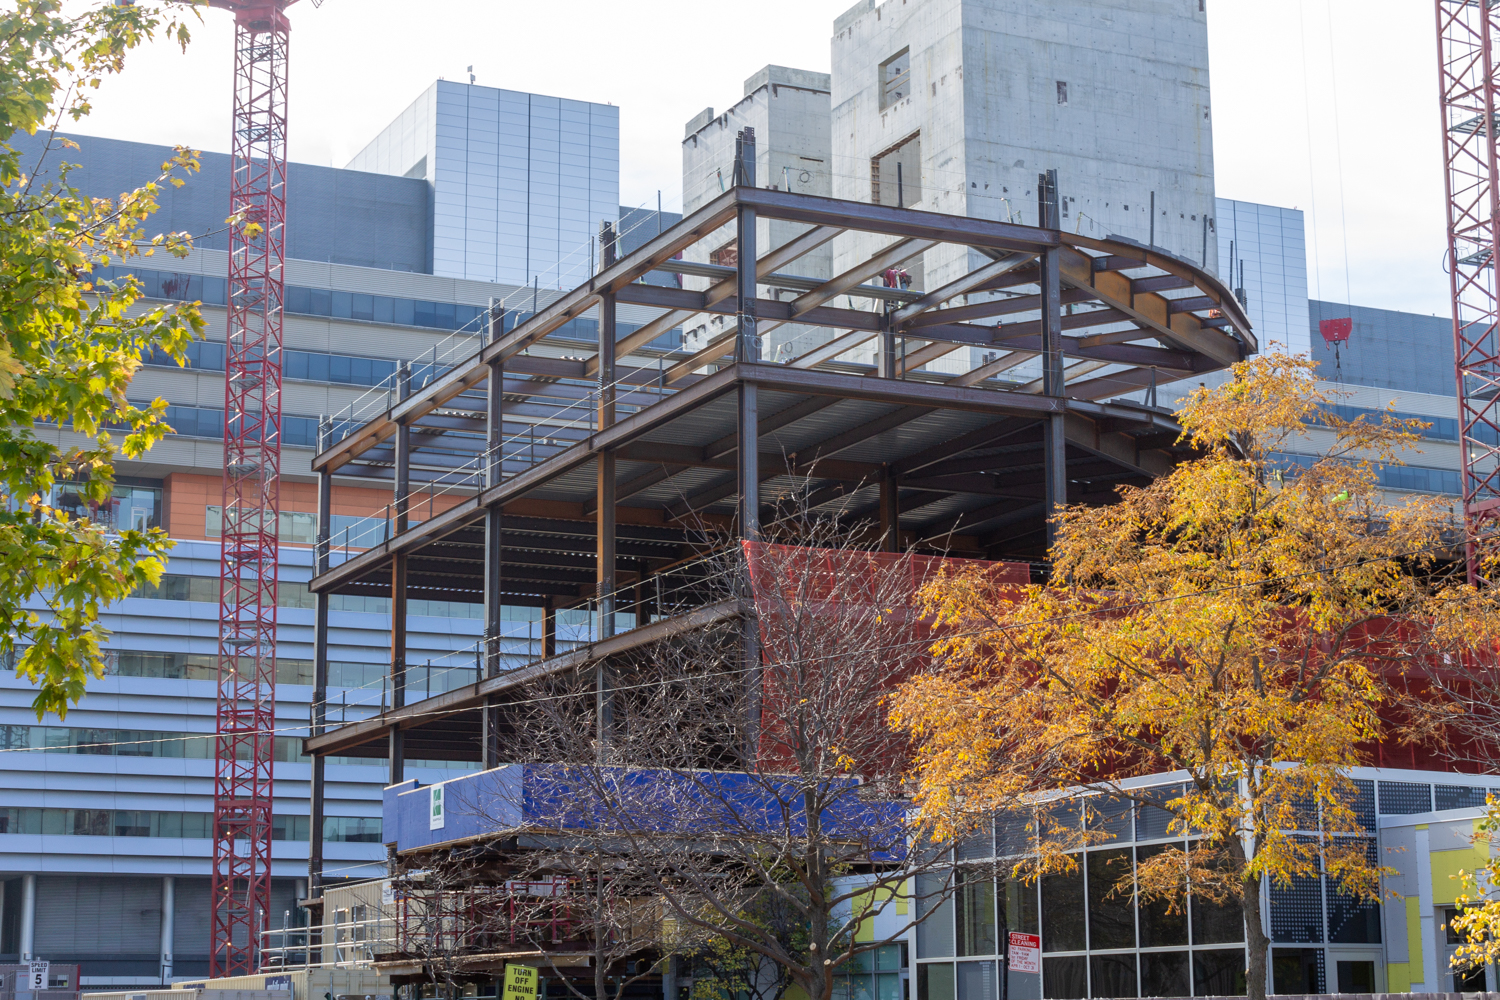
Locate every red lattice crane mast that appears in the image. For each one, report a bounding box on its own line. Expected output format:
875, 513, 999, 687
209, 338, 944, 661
203, 0, 312, 976
1437, 0, 1500, 584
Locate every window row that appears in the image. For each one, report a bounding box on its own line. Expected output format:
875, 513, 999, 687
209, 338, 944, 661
126, 573, 483, 619
1271, 451, 1461, 496
3, 646, 479, 700
917, 851, 1242, 963
0, 722, 465, 770
206, 504, 420, 549
0, 807, 380, 842
157, 404, 334, 451
94, 265, 490, 334
917, 950, 1247, 1000
961, 781, 1365, 857
1319, 403, 1482, 446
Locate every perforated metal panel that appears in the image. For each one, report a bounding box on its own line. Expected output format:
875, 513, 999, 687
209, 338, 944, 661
1377, 780, 1433, 815
1435, 783, 1493, 811
1350, 778, 1376, 832
1269, 872, 1324, 943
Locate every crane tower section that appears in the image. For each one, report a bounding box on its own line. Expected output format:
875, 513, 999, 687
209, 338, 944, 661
211, 0, 289, 977
1438, 0, 1500, 582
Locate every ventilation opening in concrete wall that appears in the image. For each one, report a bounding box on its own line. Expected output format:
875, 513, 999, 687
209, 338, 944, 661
880, 47, 910, 109
871, 132, 921, 209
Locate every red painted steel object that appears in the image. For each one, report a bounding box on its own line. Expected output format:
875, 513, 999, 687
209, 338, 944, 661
210, 0, 298, 977
1437, 0, 1500, 584
1318, 317, 1352, 344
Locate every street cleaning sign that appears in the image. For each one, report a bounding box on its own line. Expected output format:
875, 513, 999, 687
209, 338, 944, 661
1007, 932, 1040, 974
503, 965, 538, 1000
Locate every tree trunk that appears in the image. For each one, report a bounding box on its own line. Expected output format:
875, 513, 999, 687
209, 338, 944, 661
1240, 872, 1269, 1000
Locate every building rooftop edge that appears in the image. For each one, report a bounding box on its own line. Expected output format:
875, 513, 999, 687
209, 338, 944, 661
743, 64, 832, 98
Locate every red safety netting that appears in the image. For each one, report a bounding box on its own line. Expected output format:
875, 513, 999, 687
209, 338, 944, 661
741, 541, 1027, 773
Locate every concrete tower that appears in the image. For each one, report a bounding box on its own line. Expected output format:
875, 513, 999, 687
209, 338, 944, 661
830, 0, 1218, 288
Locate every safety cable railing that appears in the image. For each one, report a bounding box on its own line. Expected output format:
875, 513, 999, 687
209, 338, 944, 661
308, 545, 744, 727
258, 914, 396, 971
317, 363, 679, 563
320, 198, 677, 447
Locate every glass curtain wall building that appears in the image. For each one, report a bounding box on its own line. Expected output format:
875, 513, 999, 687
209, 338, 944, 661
1214, 199, 1311, 359
908, 769, 1497, 1000
347, 80, 620, 289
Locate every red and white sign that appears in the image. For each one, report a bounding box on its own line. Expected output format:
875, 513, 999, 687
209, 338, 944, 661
1008, 932, 1040, 974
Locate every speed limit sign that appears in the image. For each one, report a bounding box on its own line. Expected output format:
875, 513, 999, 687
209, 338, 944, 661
28, 961, 49, 990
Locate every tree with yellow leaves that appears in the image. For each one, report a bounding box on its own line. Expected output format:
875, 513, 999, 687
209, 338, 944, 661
890, 353, 1475, 1000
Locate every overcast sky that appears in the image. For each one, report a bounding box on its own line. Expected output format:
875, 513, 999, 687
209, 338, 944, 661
68, 0, 1444, 316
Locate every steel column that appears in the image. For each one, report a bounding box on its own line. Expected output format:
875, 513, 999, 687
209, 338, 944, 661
543, 601, 557, 659
880, 465, 901, 552
878, 303, 898, 379
597, 292, 618, 750
391, 361, 410, 746
737, 206, 759, 362
388, 725, 404, 785
483, 301, 505, 767
160, 876, 175, 984
738, 383, 760, 540
389, 364, 409, 784
394, 361, 411, 533
19, 872, 35, 961
212, 2, 289, 976
1040, 248, 1068, 548
1437, 0, 1500, 582
308, 464, 330, 920
738, 375, 762, 762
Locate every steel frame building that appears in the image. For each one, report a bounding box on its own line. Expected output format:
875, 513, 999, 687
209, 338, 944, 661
299, 185, 1255, 893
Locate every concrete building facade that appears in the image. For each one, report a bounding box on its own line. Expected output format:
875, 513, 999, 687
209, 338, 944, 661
681, 65, 836, 364
829, 0, 1218, 291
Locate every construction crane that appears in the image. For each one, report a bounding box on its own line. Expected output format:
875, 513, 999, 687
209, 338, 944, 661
1436, 0, 1500, 585
199, 0, 317, 977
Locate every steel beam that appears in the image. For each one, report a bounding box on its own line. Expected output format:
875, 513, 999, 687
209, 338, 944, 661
891, 252, 1034, 326
788, 238, 937, 320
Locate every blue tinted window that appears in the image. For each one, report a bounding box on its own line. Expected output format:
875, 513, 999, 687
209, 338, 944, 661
286, 286, 311, 313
